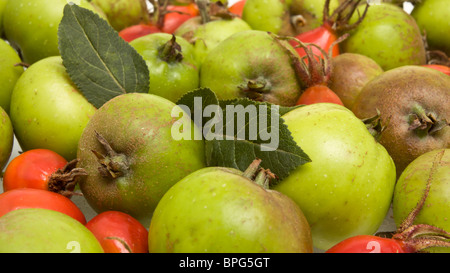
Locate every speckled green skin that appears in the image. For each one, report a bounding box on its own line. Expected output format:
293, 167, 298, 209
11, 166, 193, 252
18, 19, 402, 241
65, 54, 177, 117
200, 30, 302, 106
149, 167, 313, 253
130, 33, 200, 103
9, 56, 96, 161
411, 0, 450, 56
2, 0, 105, 64
0, 107, 13, 171
274, 103, 396, 250
90, 0, 149, 31
393, 149, 450, 253
242, 0, 287, 34
77, 93, 206, 227
341, 3, 426, 71
0, 208, 103, 253
175, 16, 252, 65
289, 0, 340, 33
0, 39, 24, 114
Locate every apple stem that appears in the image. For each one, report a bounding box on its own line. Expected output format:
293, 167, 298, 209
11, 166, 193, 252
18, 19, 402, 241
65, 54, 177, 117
291, 15, 307, 29
323, 0, 369, 32
426, 50, 450, 66
408, 104, 449, 137
196, 0, 211, 24
47, 159, 86, 198
14, 62, 30, 68
150, 0, 169, 29
158, 35, 183, 63
243, 158, 263, 180
360, 109, 389, 141
91, 131, 130, 180
239, 78, 272, 101
243, 159, 277, 189
254, 169, 269, 189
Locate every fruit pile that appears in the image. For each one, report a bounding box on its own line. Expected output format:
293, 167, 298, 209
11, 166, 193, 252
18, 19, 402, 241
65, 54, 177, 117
0, 0, 448, 253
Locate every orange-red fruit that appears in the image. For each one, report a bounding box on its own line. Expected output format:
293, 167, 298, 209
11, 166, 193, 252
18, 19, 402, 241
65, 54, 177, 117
296, 85, 344, 106
86, 211, 149, 253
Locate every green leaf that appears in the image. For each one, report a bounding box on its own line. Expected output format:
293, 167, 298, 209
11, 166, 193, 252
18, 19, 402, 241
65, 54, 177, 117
176, 88, 311, 181
58, 3, 149, 108
212, 98, 310, 181
176, 87, 220, 130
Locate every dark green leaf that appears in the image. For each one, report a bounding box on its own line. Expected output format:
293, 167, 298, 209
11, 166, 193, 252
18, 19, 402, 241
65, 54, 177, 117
58, 3, 149, 108
176, 89, 311, 181
176, 87, 220, 129
210, 98, 310, 181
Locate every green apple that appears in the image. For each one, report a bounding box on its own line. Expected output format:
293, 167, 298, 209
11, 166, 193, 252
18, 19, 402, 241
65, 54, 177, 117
9, 56, 96, 161
411, 0, 450, 56
149, 162, 313, 253
289, 0, 340, 33
130, 33, 200, 103
242, 0, 292, 35
0, 0, 7, 36
0, 39, 24, 114
0, 106, 13, 171
273, 103, 396, 250
90, 0, 150, 31
0, 208, 103, 253
77, 93, 206, 227
341, 3, 426, 71
393, 148, 450, 253
210, 0, 228, 4
174, 16, 252, 65
2, 0, 107, 64
200, 30, 302, 106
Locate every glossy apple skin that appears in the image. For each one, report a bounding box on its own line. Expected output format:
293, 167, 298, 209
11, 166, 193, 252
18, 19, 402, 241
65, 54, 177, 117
0, 208, 103, 253
0, 106, 13, 171
149, 166, 313, 253
411, 0, 450, 56
2, 0, 106, 64
90, 0, 149, 32
273, 103, 396, 250
77, 93, 206, 227
0, 39, 24, 114
130, 33, 200, 103
289, 0, 340, 33
9, 56, 96, 161
242, 0, 287, 34
341, 3, 426, 71
174, 16, 251, 65
200, 30, 302, 106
